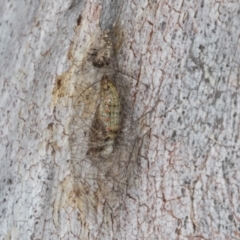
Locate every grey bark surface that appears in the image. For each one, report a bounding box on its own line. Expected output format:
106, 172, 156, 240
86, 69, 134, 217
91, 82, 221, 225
0, 0, 240, 240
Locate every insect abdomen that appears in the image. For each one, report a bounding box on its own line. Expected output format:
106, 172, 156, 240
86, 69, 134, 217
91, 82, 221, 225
99, 75, 120, 138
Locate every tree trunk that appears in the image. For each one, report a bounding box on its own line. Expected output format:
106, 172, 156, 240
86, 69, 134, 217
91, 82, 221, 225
1, 0, 240, 239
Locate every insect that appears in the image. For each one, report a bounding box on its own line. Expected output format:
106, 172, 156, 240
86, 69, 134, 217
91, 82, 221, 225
70, 30, 155, 169
87, 75, 121, 158
69, 28, 158, 225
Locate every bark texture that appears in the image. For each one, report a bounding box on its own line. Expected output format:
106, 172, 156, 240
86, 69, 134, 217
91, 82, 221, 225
0, 0, 240, 239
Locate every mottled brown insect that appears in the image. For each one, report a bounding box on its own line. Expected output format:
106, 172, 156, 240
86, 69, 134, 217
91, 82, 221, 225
88, 75, 121, 157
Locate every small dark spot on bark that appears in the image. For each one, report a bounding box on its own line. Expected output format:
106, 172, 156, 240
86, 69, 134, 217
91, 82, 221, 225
194, 10, 198, 18
2, 208, 6, 215
57, 79, 61, 88
172, 130, 176, 140
172, 32, 176, 40
47, 174, 53, 180
181, 188, 185, 196
199, 45, 204, 51
234, 99, 237, 106
77, 15, 82, 26
205, 78, 209, 83
7, 179, 12, 184
161, 21, 166, 31
177, 117, 182, 124
228, 214, 233, 221
184, 216, 188, 228
184, 179, 191, 185
214, 91, 222, 101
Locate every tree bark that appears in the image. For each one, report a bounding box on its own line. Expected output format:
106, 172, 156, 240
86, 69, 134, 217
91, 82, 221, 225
1, 0, 240, 239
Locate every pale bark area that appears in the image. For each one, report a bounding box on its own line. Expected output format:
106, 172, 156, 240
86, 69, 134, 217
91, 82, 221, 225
0, 0, 240, 240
